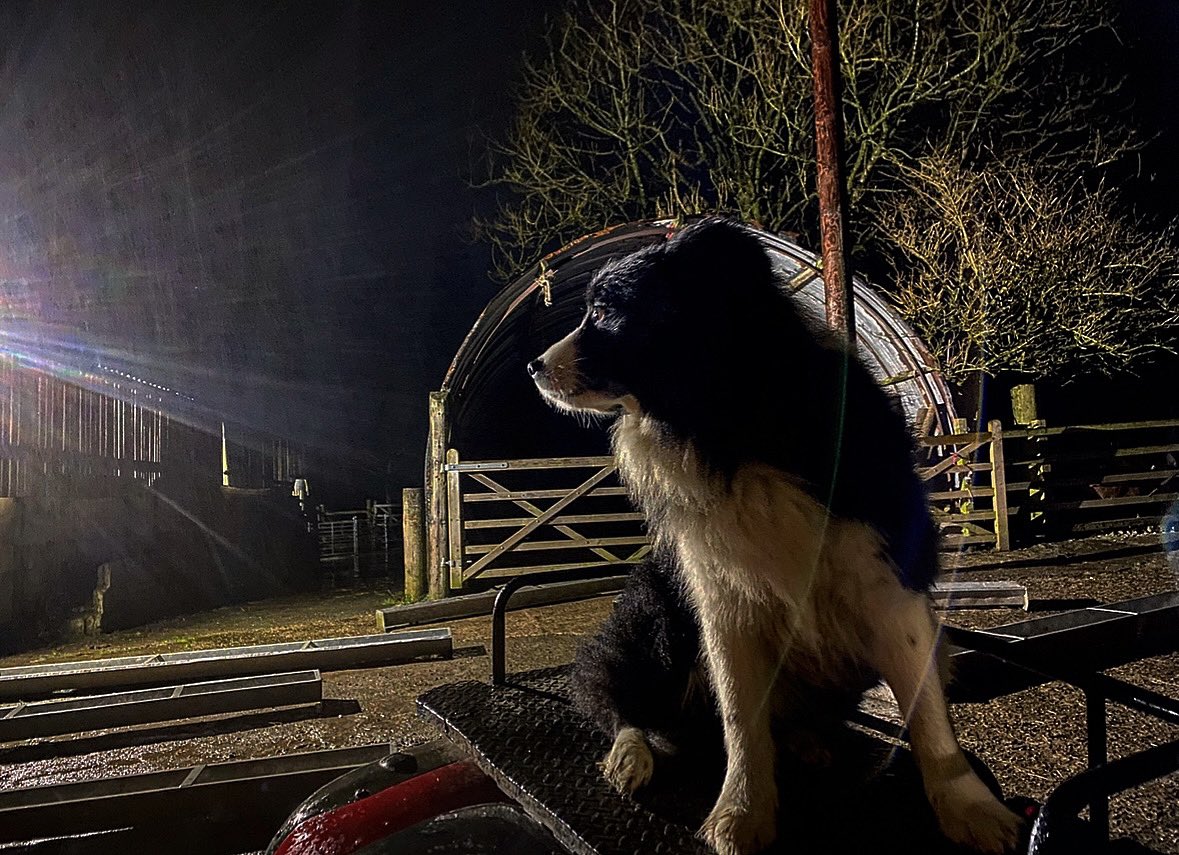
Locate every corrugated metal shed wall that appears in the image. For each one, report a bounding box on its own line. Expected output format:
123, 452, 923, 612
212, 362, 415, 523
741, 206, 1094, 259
440, 220, 956, 459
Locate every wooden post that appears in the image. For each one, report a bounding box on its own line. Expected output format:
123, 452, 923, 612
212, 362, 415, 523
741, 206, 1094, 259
988, 420, 1011, 551
445, 448, 465, 591
402, 488, 427, 602
1010, 382, 1039, 426
424, 391, 449, 600
810, 0, 855, 345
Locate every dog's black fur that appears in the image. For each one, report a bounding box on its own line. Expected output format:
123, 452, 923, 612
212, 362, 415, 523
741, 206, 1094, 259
535, 218, 1020, 854
571, 554, 716, 750
550, 218, 937, 590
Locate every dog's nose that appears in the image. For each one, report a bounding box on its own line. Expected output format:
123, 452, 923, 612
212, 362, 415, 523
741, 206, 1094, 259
527, 358, 545, 377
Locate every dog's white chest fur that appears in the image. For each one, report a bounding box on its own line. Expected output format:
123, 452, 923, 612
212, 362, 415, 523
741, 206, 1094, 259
612, 414, 890, 672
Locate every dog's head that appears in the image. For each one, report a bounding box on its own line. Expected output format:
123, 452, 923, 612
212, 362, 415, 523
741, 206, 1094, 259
528, 218, 793, 422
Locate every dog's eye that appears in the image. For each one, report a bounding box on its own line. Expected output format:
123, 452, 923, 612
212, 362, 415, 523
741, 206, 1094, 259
589, 306, 608, 325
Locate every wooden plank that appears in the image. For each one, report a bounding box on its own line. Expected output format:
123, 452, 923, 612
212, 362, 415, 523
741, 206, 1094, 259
0, 671, 322, 741
465, 535, 649, 556
930, 581, 1027, 610
989, 419, 1011, 551
466, 472, 632, 566
402, 487, 427, 603
1042, 491, 1179, 512
464, 512, 646, 529
918, 431, 993, 447
477, 558, 649, 578
425, 391, 448, 600
464, 486, 630, 503
931, 510, 998, 524
918, 439, 986, 480
937, 521, 993, 537
446, 456, 614, 471
446, 449, 465, 590
377, 575, 630, 632
939, 534, 998, 547
0, 630, 452, 700
1002, 418, 1179, 440
1008, 443, 1179, 468
927, 487, 995, 501
461, 465, 617, 580
1071, 517, 1166, 534
916, 461, 993, 479
0, 743, 397, 848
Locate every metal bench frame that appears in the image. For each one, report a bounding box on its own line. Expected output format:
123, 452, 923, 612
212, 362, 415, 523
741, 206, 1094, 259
489, 567, 1179, 854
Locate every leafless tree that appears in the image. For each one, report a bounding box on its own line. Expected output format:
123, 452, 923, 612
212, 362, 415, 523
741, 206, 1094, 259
476, 0, 1129, 280
880, 155, 1179, 385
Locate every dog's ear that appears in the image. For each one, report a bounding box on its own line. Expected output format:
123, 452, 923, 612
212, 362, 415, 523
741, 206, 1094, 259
660, 218, 775, 298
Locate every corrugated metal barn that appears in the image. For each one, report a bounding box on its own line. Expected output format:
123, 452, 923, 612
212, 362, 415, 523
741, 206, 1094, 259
420, 219, 958, 594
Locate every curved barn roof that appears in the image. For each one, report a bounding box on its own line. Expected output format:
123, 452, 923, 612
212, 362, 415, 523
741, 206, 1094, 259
440, 220, 956, 459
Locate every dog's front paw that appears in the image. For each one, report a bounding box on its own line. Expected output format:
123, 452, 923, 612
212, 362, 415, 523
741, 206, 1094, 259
698, 796, 777, 855
600, 726, 654, 796
930, 774, 1023, 854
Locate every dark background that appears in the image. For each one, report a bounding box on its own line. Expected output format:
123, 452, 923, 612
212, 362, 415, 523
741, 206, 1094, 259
0, 0, 1175, 506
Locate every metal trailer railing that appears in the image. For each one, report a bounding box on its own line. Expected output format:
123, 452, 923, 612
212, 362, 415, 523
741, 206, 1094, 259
488, 569, 1179, 854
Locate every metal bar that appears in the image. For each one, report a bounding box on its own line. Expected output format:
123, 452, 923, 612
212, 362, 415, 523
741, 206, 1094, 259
0, 743, 396, 847
0, 630, 451, 699
378, 574, 628, 633
0, 671, 322, 741
1029, 738, 1179, 855
492, 567, 610, 685
810, 0, 855, 343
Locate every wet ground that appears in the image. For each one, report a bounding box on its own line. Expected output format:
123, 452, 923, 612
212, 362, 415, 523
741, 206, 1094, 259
1, 533, 1177, 852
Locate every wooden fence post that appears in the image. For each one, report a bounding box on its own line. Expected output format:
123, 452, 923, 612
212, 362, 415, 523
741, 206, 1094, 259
402, 487, 426, 602
424, 391, 449, 600
445, 448, 465, 592
988, 419, 1011, 551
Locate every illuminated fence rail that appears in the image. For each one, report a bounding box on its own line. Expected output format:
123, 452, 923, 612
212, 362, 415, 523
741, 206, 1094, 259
1001, 418, 1179, 538
440, 452, 649, 592
427, 418, 1179, 593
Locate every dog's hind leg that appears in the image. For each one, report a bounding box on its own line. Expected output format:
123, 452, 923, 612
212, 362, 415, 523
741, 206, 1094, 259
863, 577, 1022, 854
695, 611, 779, 855
601, 725, 655, 795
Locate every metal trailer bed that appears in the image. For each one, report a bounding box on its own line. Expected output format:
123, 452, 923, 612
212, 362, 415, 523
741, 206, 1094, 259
416, 569, 1179, 855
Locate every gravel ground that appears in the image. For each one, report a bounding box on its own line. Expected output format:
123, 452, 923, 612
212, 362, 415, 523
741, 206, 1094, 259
0, 533, 1176, 851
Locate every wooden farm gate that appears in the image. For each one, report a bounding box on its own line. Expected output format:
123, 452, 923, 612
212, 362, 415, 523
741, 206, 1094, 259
441, 452, 650, 591
1001, 418, 1179, 538
918, 420, 1011, 551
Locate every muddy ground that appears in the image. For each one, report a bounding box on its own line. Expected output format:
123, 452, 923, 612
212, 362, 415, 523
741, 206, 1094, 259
1, 533, 1177, 852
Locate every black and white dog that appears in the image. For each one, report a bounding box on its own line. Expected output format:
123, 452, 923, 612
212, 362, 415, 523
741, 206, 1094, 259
528, 219, 1020, 855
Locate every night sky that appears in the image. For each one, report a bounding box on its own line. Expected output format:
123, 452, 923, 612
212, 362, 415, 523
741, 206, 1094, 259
0, 0, 1176, 504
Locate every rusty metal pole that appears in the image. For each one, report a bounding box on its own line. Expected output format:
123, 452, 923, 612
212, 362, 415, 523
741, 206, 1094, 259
810, 0, 855, 346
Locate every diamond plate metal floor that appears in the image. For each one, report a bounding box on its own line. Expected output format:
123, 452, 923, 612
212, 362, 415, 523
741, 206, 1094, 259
419, 667, 972, 855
